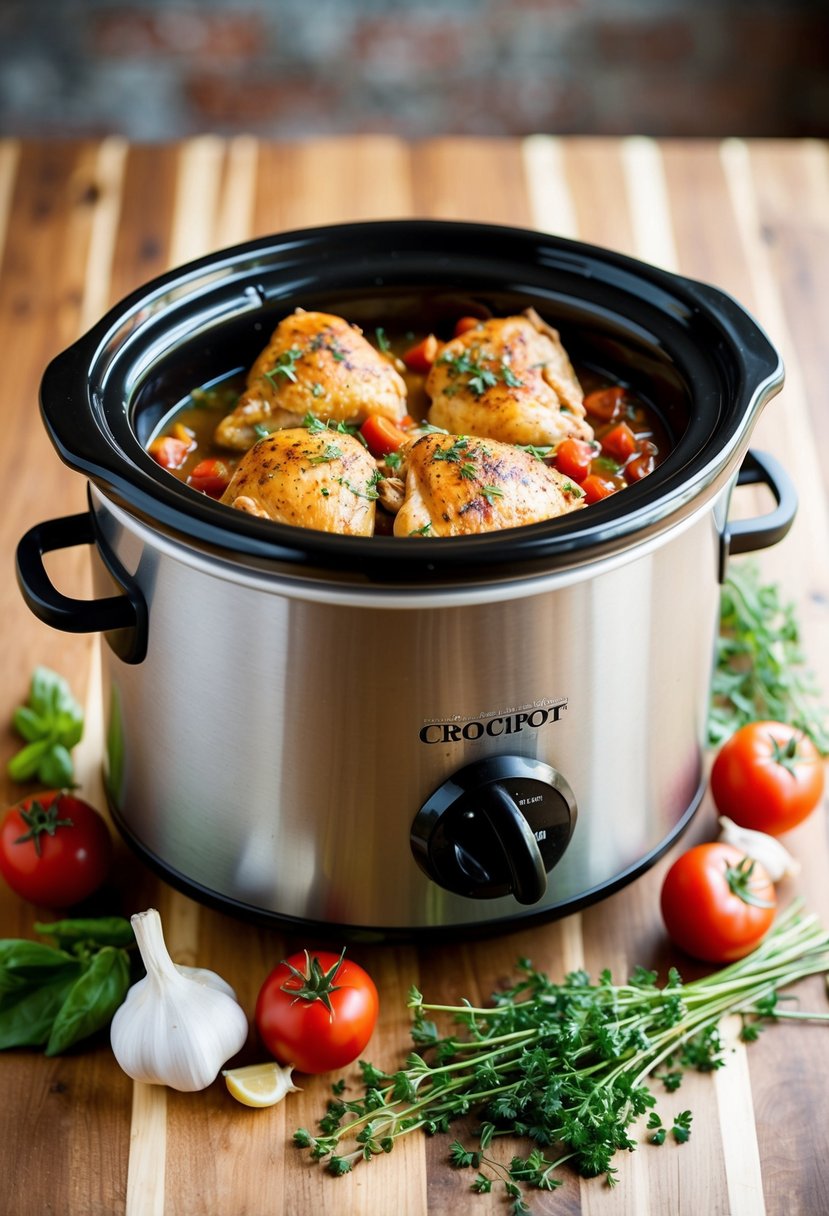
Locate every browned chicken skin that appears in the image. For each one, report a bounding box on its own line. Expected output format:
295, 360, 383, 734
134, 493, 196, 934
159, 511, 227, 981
425, 310, 593, 447
390, 432, 586, 537
214, 310, 407, 451
220, 428, 378, 536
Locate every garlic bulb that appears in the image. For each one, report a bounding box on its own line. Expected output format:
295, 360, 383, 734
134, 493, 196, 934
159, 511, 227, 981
717, 816, 800, 883
110, 908, 249, 1092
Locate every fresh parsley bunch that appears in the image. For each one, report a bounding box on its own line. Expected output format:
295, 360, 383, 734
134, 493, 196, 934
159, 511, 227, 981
296, 902, 829, 1209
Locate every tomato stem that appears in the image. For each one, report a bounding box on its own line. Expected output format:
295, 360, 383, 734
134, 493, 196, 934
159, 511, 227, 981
724, 856, 776, 909
14, 796, 74, 857
280, 947, 346, 1016
770, 731, 804, 777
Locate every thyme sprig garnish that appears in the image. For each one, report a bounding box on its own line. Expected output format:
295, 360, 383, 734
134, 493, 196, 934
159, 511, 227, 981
302, 413, 359, 436
438, 347, 524, 397
296, 901, 829, 1208
264, 346, 303, 385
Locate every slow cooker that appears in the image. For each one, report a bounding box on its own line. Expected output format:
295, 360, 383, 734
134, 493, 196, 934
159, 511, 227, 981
16, 221, 796, 940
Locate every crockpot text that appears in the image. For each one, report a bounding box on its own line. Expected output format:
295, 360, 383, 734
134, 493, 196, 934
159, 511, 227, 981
419, 702, 567, 745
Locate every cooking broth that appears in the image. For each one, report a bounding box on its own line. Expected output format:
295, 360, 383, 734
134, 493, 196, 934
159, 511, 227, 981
147, 312, 672, 533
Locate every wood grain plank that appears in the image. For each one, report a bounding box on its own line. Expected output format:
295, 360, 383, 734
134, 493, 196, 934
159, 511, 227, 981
558, 138, 638, 258
251, 135, 413, 236
0, 137, 827, 1216
660, 136, 829, 1216
0, 140, 137, 1216
411, 137, 533, 225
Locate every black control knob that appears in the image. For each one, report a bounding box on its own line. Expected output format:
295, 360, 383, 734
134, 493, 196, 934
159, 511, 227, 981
411, 756, 577, 905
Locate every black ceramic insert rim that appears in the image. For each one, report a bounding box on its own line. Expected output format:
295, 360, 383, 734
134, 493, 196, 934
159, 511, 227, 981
38, 220, 783, 581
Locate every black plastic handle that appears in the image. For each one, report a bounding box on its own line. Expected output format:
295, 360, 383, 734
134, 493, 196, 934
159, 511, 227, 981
16, 511, 148, 664
719, 449, 798, 581
478, 783, 548, 905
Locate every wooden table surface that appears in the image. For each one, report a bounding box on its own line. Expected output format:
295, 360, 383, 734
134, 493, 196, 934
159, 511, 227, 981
1, 135, 827, 1216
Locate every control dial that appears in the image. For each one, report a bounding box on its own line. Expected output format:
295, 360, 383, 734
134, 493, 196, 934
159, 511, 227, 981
411, 756, 577, 905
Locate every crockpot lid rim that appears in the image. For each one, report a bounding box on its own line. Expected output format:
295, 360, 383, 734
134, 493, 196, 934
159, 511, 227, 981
38, 218, 784, 575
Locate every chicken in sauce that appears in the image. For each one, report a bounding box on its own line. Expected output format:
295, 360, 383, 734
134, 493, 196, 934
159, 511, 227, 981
147, 305, 668, 539
213, 310, 407, 451
425, 310, 592, 448
380, 432, 585, 537
220, 427, 378, 536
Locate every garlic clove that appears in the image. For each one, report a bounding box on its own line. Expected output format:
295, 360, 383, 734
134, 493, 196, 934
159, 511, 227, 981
717, 816, 800, 883
110, 908, 249, 1092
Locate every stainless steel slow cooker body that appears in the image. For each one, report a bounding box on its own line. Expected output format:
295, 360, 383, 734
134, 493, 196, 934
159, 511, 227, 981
18, 221, 795, 939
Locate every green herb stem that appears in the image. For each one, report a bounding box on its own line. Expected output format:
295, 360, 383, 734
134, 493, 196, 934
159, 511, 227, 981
298, 902, 829, 1207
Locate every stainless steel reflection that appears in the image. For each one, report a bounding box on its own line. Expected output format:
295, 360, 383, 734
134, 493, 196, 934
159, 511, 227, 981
90, 484, 721, 931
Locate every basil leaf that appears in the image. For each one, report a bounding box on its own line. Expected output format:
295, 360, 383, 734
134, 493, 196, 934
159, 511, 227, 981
6, 738, 51, 782
0, 968, 81, 1048
30, 666, 60, 717
46, 947, 131, 1056
11, 705, 47, 742
37, 744, 75, 788
35, 918, 135, 950
0, 940, 77, 993
9, 668, 84, 785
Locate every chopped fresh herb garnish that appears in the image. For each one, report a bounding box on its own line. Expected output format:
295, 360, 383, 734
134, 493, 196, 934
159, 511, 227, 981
264, 346, 303, 385
592, 455, 621, 475
432, 436, 471, 464
500, 362, 523, 388
459, 461, 477, 480
385, 450, 402, 471
438, 347, 524, 397
309, 442, 344, 465
303, 413, 359, 436
480, 484, 504, 504
515, 443, 554, 461
375, 327, 390, 353
336, 475, 379, 501
253, 423, 271, 441
311, 382, 324, 398
409, 522, 432, 536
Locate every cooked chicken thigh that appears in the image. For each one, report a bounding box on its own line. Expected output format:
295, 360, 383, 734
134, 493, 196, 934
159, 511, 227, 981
220, 428, 378, 536
425, 310, 593, 447
390, 432, 585, 537
214, 310, 407, 451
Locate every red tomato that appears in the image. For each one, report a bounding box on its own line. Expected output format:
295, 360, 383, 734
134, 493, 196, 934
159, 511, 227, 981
624, 449, 656, 483
581, 473, 617, 504
0, 792, 113, 907
601, 422, 638, 462
660, 842, 776, 963
255, 949, 379, 1074
359, 415, 412, 458
554, 437, 595, 483
710, 721, 825, 836
453, 316, 483, 337
187, 457, 233, 498
148, 435, 192, 470
402, 333, 440, 374
583, 385, 627, 422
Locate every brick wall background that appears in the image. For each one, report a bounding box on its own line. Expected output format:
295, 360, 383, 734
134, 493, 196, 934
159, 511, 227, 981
1, 0, 826, 140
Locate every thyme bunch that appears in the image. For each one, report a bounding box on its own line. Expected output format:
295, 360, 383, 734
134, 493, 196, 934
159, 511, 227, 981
296, 902, 829, 1209
710, 562, 828, 753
